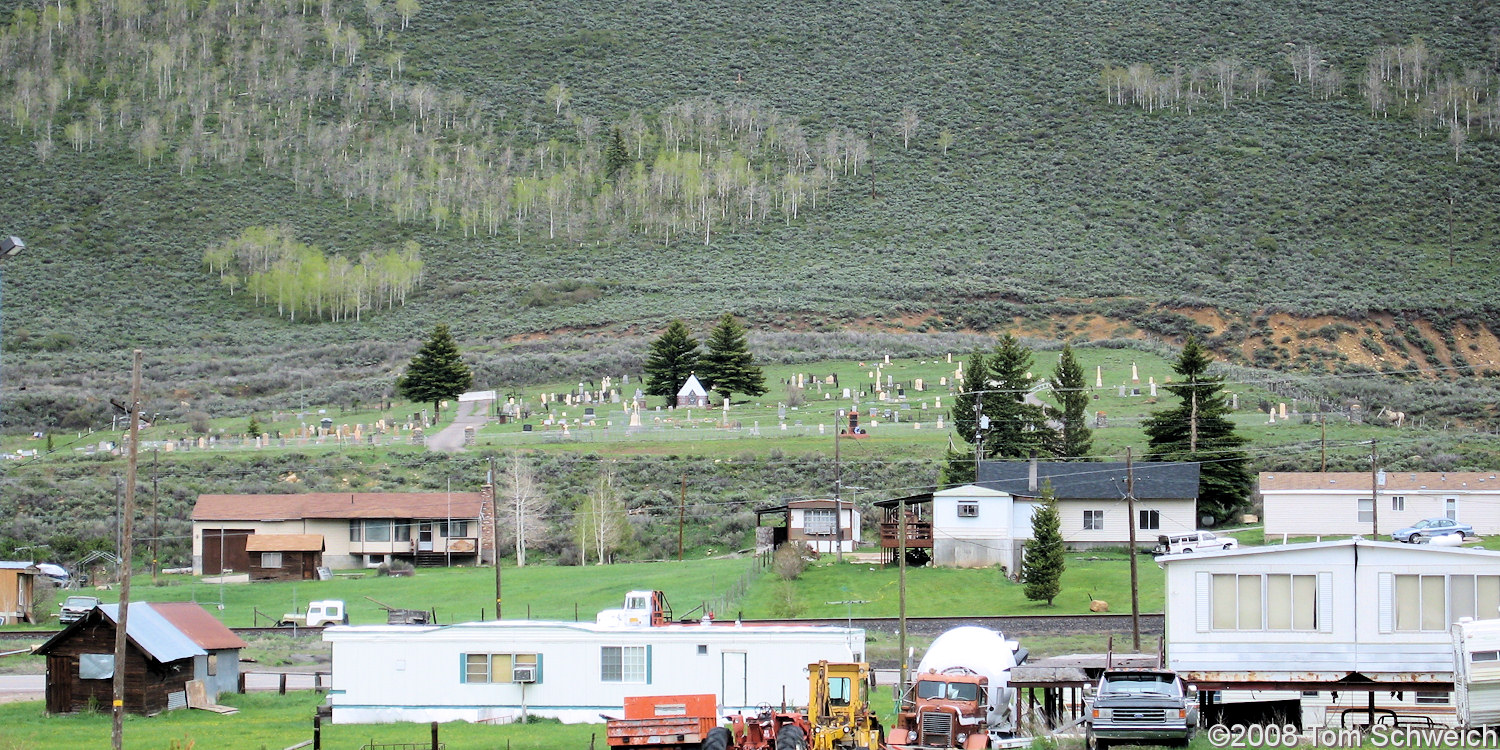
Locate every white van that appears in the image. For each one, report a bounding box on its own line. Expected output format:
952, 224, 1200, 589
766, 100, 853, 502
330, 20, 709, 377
1153, 530, 1238, 555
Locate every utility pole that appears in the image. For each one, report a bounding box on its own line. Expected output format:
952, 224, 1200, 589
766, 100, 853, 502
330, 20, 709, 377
678, 474, 686, 562
1189, 389, 1198, 453
1370, 440, 1380, 538
111, 349, 143, 750
151, 449, 159, 585
898, 495, 909, 695
490, 455, 500, 620
114, 475, 122, 563
833, 410, 843, 563
1320, 415, 1327, 473
974, 396, 985, 473
1126, 447, 1141, 652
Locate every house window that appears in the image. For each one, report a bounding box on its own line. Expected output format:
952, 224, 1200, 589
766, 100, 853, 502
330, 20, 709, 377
1395, 574, 1449, 631
349, 520, 362, 542
804, 510, 836, 536
1138, 510, 1161, 530
1414, 692, 1450, 705
394, 522, 412, 542
363, 520, 391, 542
697, 645, 708, 655
207, 653, 219, 676
463, 653, 539, 683
601, 646, 647, 683
1392, 496, 1405, 512
79, 654, 115, 680
1083, 510, 1104, 531
957, 503, 979, 518
260, 552, 283, 569
1446, 498, 1459, 520
1357, 498, 1373, 523
1212, 574, 1317, 631
441, 521, 469, 538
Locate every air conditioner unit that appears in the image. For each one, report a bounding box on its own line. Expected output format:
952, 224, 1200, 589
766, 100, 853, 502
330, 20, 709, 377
512, 666, 537, 683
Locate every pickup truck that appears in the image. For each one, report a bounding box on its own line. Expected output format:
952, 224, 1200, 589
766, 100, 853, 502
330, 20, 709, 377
1086, 669, 1197, 749
58, 595, 100, 624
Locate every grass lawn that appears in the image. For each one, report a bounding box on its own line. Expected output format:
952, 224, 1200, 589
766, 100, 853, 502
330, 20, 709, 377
0, 692, 602, 750
740, 551, 1165, 619
63, 557, 757, 627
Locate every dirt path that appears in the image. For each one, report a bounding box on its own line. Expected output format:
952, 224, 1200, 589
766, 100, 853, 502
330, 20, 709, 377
426, 398, 491, 452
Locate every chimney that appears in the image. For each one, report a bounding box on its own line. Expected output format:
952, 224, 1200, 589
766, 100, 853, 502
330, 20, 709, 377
1028, 456, 1039, 493
479, 483, 497, 564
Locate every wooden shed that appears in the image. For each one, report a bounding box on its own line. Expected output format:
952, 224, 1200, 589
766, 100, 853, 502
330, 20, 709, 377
35, 603, 210, 715
0, 561, 40, 625
245, 533, 325, 581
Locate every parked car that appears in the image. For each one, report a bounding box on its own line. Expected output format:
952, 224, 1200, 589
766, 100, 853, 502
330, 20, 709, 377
58, 595, 100, 624
1153, 530, 1238, 555
1391, 517, 1473, 544
1086, 669, 1198, 749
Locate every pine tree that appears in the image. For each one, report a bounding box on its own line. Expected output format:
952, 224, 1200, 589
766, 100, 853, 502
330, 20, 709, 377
396, 323, 473, 422
604, 128, 630, 180
643, 320, 700, 407
697, 313, 767, 403
1143, 336, 1251, 523
1023, 483, 1065, 606
985, 335, 1054, 459
247, 416, 263, 438
1046, 345, 1095, 460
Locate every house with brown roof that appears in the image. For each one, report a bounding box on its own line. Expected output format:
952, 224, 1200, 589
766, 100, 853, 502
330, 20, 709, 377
1261, 471, 1500, 538
191, 489, 495, 574
246, 534, 325, 581
35, 601, 246, 715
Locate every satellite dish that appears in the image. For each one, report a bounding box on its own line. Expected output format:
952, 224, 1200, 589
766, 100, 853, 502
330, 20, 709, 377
1201, 515, 1216, 527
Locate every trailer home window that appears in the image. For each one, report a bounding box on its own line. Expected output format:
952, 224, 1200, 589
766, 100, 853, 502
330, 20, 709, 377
1357, 499, 1374, 523
601, 646, 647, 683
1399, 574, 1500, 628
1472, 651, 1500, 663
1391, 496, 1405, 512
804, 510, 836, 535
463, 653, 539, 683
1414, 691, 1449, 705
1083, 510, 1104, 530
1211, 574, 1317, 631
957, 503, 979, 518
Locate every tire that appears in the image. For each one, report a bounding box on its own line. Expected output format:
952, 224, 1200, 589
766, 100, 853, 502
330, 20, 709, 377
701, 726, 730, 750
1087, 732, 1109, 750
1410, 533, 1422, 544
775, 724, 807, 750
1181, 548, 1193, 554
1223, 543, 1234, 550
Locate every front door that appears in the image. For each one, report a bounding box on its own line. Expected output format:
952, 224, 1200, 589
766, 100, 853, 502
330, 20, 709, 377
45, 655, 71, 712
722, 651, 747, 709
418, 523, 434, 552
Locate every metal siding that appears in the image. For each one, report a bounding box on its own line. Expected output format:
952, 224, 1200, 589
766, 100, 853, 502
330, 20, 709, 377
1169, 642, 1358, 672
1379, 572, 1394, 634
1195, 572, 1211, 633
1318, 572, 1334, 633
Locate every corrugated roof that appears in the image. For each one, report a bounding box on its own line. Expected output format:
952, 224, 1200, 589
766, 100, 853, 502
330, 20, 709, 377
1259, 471, 1500, 492
36, 603, 207, 663
192, 492, 484, 521
245, 533, 325, 552
0, 561, 39, 571
977, 461, 1200, 499
151, 602, 248, 651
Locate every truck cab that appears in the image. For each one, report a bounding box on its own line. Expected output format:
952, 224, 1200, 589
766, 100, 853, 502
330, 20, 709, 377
278, 599, 348, 627
1086, 670, 1197, 749
889, 672, 990, 748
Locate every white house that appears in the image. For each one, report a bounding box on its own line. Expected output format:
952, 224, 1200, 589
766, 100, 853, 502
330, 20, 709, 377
879, 461, 1200, 570
1261, 471, 1500, 537
1161, 539, 1500, 688
322, 620, 864, 724
757, 499, 862, 554
677, 374, 709, 407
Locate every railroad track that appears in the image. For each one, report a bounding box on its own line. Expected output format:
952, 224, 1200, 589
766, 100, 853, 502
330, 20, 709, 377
1, 614, 1159, 642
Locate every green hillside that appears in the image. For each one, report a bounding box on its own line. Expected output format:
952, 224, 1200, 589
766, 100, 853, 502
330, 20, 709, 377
0, 0, 1497, 432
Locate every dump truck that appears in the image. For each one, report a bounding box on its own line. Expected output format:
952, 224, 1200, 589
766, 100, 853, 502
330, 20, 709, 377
276, 599, 348, 627
887, 627, 1026, 749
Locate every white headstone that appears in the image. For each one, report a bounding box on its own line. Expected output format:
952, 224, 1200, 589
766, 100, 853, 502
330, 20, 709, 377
1131, 363, 1140, 383
1096, 366, 1103, 388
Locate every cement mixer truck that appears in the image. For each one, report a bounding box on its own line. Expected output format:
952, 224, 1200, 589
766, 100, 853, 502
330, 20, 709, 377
887, 627, 1027, 749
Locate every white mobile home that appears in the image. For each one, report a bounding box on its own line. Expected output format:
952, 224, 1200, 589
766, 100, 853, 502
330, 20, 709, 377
1261, 471, 1500, 538
1162, 539, 1500, 687
323, 620, 864, 724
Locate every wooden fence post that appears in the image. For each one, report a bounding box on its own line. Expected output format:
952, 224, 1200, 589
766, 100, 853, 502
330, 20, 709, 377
313, 714, 322, 750
279, 672, 287, 695
430, 720, 439, 750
